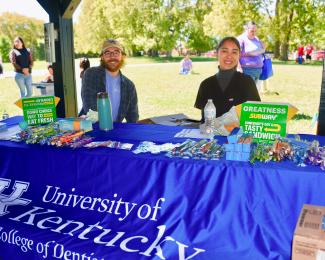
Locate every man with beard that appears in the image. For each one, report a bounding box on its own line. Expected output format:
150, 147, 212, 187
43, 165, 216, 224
81, 39, 139, 123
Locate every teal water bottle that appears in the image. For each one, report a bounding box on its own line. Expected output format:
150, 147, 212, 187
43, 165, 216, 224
97, 92, 113, 131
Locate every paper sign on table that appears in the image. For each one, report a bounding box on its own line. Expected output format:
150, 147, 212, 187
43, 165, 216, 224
15, 95, 60, 126
236, 101, 298, 142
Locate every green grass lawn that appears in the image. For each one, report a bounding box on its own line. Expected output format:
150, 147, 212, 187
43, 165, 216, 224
0, 58, 322, 134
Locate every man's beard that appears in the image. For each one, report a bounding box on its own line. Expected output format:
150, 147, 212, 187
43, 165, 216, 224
100, 58, 124, 72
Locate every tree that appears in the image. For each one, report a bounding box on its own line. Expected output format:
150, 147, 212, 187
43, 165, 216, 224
203, 0, 324, 60
76, 0, 211, 55
0, 38, 11, 62
105, 0, 162, 55
74, 0, 113, 54
203, 0, 262, 39
74, 0, 324, 58
106, 0, 187, 56
288, 0, 325, 51
270, 0, 324, 60
184, 0, 215, 53
34, 42, 45, 61
0, 12, 44, 55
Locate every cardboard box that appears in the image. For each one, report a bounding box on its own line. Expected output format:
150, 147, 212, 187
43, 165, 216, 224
292, 204, 325, 260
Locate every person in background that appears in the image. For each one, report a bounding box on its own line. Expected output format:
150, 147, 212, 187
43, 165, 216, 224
9, 36, 33, 97
297, 44, 305, 64
79, 57, 90, 78
237, 21, 265, 85
77, 58, 90, 116
305, 43, 313, 64
0, 53, 3, 77
44, 65, 54, 83
81, 39, 139, 123
194, 36, 260, 122
179, 54, 193, 75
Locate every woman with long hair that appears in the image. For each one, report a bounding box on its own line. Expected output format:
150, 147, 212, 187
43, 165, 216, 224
9, 36, 33, 97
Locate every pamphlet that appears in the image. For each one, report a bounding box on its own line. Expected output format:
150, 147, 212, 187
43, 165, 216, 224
174, 129, 212, 139
0, 125, 21, 140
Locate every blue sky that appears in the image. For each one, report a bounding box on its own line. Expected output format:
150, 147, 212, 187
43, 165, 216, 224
0, 0, 81, 21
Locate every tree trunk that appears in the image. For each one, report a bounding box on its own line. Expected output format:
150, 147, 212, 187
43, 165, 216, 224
148, 49, 159, 57
280, 43, 289, 61
280, 6, 294, 61
274, 40, 280, 59
273, 0, 281, 59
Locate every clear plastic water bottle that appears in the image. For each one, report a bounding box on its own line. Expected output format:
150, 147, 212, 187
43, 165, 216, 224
204, 99, 216, 135
97, 92, 113, 131
2, 111, 9, 120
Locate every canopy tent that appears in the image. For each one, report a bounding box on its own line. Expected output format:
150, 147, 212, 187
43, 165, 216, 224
36, 0, 325, 135
36, 0, 81, 118
317, 61, 325, 135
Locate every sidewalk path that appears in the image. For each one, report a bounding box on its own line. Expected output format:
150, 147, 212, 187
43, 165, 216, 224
2, 69, 47, 78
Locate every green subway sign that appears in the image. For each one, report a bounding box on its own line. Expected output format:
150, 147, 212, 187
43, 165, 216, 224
22, 96, 57, 125
239, 102, 289, 142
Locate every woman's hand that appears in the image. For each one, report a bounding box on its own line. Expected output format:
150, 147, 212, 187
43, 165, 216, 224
22, 68, 30, 75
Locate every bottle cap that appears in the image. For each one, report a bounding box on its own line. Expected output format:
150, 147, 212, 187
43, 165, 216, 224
97, 92, 108, 99
2, 113, 9, 120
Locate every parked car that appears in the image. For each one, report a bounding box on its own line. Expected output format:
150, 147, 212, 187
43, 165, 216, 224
312, 50, 325, 61
203, 50, 217, 58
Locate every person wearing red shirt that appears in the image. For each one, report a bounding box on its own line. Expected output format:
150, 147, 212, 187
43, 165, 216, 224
305, 44, 314, 63
297, 45, 304, 64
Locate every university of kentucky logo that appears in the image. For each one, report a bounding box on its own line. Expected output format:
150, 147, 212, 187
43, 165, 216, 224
0, 178, 31, 216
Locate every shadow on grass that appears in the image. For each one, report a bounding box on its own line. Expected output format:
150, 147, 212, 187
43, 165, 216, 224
133, 56, 216, 63
133, 56, 323, 66
272, 60, 323, 66
178, 72, 200, 76
292, 113, 313, 120
261, 90, 280, 96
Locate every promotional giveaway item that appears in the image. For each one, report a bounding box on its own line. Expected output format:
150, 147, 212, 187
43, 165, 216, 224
85, 140, 134, 150
224, 128, 253, 162
134, 139, 224, 160
133, 141, 179, 154
59, 118, 93, 132
17, 123, 94, 148
97, 92, 113, 131
249, 136, 314, 166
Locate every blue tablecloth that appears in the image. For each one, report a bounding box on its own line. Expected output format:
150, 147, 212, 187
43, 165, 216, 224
0, 117, 325, 260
